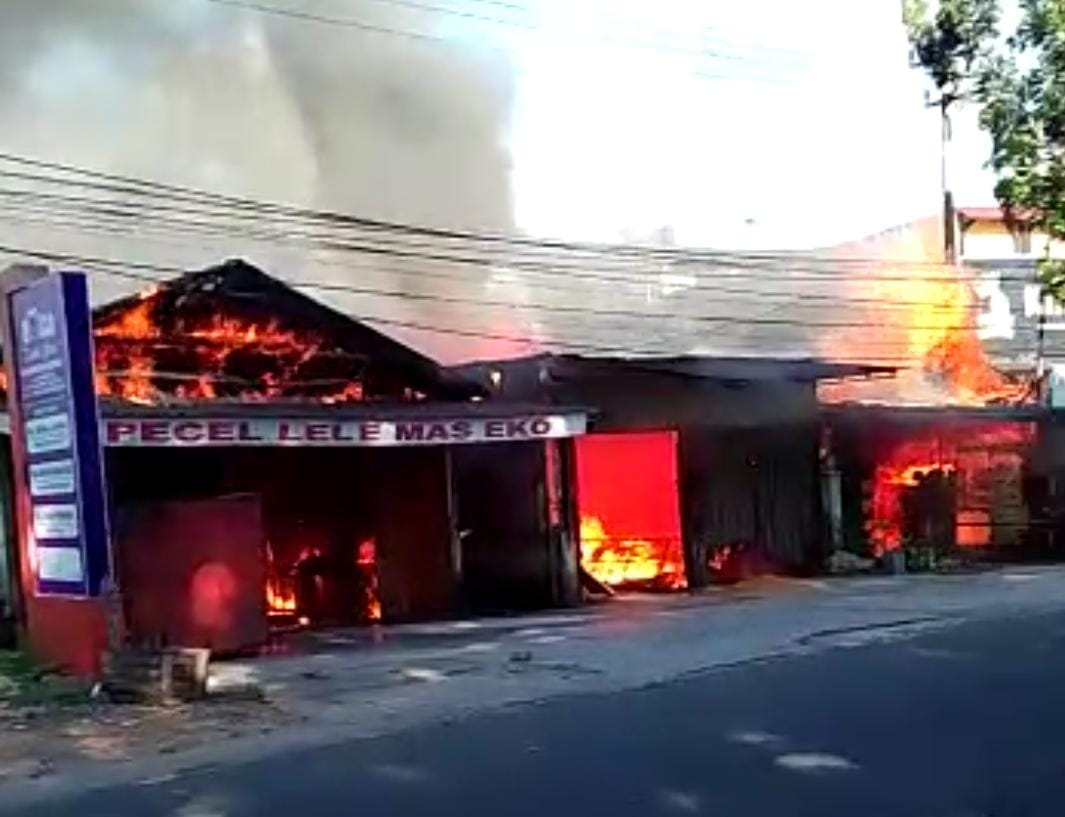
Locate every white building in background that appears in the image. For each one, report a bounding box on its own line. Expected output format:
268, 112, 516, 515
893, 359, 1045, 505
957, 207, 1065, 369
958, 206, 1065, 262
956, 206, 1065, 407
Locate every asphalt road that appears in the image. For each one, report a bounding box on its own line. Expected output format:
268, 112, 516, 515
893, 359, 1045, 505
17, 610, 1065, 817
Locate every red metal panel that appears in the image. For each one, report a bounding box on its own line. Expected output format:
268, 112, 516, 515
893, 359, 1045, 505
118, 494, 267, 653
576, 432, 681, 539
575, 431, 686, 589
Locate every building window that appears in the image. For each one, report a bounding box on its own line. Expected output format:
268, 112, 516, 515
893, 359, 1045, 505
1012, 224, 1032, 254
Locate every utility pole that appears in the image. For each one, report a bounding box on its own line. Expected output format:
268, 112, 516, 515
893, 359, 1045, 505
929, 92, 958, 265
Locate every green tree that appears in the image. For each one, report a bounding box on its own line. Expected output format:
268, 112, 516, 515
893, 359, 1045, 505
902, 0, 1000, 110
904, 0, 1065, 290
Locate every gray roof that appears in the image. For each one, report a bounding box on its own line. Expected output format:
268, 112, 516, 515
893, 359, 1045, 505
822, 403, 1048, 423
453, 353, 894, 393
548, 354, 894, 383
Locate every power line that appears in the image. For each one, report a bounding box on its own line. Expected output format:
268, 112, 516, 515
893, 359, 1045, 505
0, 241, 986, 335
370, 0, 815, 67
458, 0, 813, 61
354, 0, 810, 68
0, 244, 162, 283
0, 244, 968, 361
0, 152, 1025, 357
202, 0, 444, 43
199, 0, 795, 85
0, 176, 1002, 290
0, 203, 1013, 353
0, 170, 1008, 315
0, 197, 1013, 308
0, 200, 995, 321
0, 205, 996, 327
0, 245, 726, 357
0, 150, 978, 272
0, 246, 946, 361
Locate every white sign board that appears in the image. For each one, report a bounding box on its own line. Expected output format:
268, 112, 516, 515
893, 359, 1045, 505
103, 414, 588, 448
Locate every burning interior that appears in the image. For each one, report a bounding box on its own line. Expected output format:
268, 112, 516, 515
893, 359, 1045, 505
459, 354, 880, 590
575, 432, 686, 592
814, 223, 1053, 564
80, 260, 584, 650
110, 444, 446, 646
828, 410, 1043, 561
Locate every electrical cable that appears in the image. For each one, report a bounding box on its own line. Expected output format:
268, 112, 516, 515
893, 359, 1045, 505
0, 179, 1015, 293
198, 0, 797, 85
0, 241, 988, 336
0, 151, 990, 273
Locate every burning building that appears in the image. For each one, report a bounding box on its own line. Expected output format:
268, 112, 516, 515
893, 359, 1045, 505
824, 407, 1044, 561
456, 354, 888, 590
575, 431, 686, 592
819, 335, 1047, 565
817, 213, 1058, 566
1, 260, 590, 669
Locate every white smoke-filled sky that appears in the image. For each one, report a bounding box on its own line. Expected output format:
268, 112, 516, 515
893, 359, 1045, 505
0, 0, 997, 363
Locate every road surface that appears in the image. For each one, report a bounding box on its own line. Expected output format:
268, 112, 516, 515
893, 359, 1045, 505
14, 608, 1065, 816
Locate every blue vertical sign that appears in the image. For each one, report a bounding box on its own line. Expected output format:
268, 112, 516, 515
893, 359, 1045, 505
9, 272, 110, 597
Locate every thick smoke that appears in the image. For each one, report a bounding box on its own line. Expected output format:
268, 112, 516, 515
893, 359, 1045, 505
0, 1, 846, 365
0, 0, 517, 361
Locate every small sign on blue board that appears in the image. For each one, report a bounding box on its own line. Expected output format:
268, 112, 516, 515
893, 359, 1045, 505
8, 271, 111, 598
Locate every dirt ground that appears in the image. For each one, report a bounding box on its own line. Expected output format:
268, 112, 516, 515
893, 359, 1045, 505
0, 655, 293, 787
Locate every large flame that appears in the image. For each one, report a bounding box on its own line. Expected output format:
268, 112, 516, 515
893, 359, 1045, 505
93, 286, 366, 405
579, 515, 686, 590
95, 297, 158, 404
824, 272, 1031, 406
264, 539, 381, 624
868, 422, 1034, 555
819, 220, 1033, 407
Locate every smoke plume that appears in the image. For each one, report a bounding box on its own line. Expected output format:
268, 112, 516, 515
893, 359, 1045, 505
0, 0, 516, 361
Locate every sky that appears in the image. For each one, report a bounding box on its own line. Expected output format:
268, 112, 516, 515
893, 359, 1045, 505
0, 0, 999, 247
0, 0, 1001, 363
502, 0, 998, 248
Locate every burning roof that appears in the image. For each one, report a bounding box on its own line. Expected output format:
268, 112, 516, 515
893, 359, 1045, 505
90, 259, 477, 406
811, 216, 1040, 408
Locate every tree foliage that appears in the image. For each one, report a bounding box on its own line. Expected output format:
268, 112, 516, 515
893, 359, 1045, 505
904, 0, 1065, 289
902, 0, 1000, 106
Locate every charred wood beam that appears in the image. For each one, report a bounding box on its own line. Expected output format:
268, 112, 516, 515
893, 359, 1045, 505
579, 566, 615, 597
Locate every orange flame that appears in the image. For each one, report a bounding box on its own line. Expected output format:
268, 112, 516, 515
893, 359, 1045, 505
264, 540, 381, 624
818, 220, 1033, 407
868, 423, 1034, 555
873, 259, 1033, 403
265, 579, 298, 615
93, 286, 367, 405
95, 298, 159, 404
579, 515, 686, 589
323, 381, 365, 404
264, 542, 298, 617
356, 538, 382, 622
96, 297, 159, 341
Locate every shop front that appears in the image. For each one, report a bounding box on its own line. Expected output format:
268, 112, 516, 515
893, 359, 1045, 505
1, 259, 588, 673
101, 406, 586, 653
456, 354, 888, 589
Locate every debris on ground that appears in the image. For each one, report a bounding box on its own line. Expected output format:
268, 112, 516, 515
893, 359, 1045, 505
826, 550, 876, 575
0, 650, 290, 788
